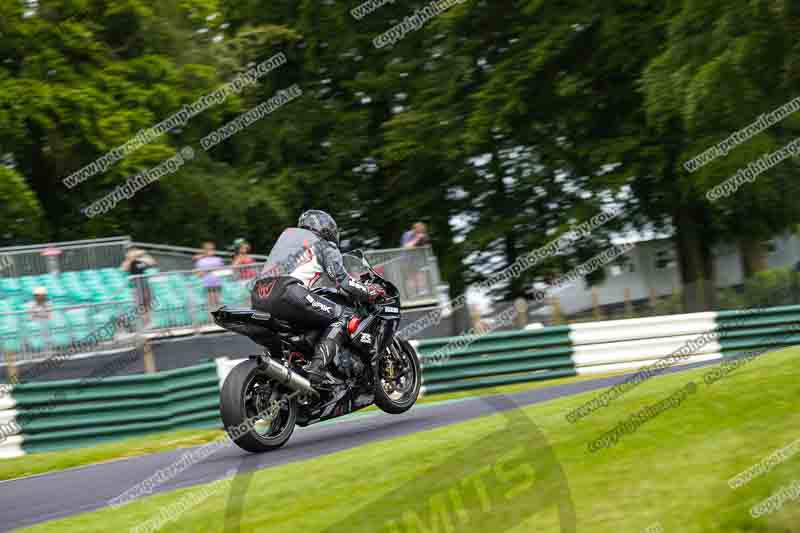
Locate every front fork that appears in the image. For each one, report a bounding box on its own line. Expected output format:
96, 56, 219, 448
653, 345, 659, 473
373, 340, 409, 393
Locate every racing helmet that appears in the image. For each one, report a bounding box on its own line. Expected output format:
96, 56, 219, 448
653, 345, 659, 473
298, 210, 340, 246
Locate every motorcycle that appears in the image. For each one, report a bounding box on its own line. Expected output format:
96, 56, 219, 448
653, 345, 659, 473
212, 250, 422, 453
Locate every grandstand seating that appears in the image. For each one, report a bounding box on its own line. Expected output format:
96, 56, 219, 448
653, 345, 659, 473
0, 267, 254, 355
0, 241, 440, 358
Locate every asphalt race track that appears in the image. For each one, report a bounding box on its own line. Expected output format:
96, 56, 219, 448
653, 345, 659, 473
0, 361, 713, 532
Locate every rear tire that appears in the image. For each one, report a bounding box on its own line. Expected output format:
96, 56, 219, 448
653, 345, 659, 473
220, 358, 296, 453
374, 339, 421, 414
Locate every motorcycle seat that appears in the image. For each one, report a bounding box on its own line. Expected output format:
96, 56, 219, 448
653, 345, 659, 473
212, 306, 296, 333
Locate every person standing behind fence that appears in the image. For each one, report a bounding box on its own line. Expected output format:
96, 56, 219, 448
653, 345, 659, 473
195, 242, 224, 310
27, 286, 53, 348
121, 248, 157, 327
27, 287, 52, 321
400, 222, 432, 297
231, 238, 257, 281
401, 222, 431, 250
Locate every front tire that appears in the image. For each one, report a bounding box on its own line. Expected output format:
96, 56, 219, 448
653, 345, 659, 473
374, 339, 421, 414
220, 358, 297, 453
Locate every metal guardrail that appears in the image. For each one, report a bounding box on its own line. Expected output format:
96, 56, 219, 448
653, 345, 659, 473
364, 246, 441, 307
131, 264, 260, 335
0, 237, 131, 278
132, 242, 442, 307
0, 245, 444, 364
130, 241, 268, 272
131, 248, 442, 335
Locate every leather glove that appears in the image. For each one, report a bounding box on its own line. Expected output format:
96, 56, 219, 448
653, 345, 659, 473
368, 283, 386, 303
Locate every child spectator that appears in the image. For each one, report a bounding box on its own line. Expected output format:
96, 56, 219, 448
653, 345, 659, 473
195, 242, 224, 309
231, 238, 257, 281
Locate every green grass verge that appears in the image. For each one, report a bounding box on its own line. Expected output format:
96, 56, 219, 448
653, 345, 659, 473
0, 372, 599, 482
16, 346, 800, 532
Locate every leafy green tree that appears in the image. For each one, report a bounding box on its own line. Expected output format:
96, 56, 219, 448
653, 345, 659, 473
640, 0, 800, 309
0, 166, 46, 245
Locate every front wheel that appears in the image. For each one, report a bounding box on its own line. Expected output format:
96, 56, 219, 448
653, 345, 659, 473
374, 339, 421, 414
220, 358, 297, 453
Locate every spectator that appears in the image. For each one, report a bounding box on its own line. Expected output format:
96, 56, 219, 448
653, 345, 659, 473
401, 222, 431, 249
27, 286, 53, 350
121, 247, 157, 325
195, 241, 224, 309
231, 238, 257, 281
400, 222, 432, 297
27, 286, 52, 322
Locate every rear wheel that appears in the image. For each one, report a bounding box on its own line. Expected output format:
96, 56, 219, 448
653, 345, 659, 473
220, 358, 297, 453
374, 339, 421, 414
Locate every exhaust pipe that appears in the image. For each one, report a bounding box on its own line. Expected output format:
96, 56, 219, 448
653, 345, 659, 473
259, 356, 319, 397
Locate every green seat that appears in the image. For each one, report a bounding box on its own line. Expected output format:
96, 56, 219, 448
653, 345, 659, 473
0, 277, 21, 295
22, 319, 46, 351
49, 311, 72, 348
0, 310, 18, 336
222, 281, 249, 307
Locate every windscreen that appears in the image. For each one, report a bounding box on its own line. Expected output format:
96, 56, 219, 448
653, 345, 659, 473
342, 253, 371, 278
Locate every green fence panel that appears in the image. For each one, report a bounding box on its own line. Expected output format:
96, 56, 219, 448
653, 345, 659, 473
16, 361, 221, 454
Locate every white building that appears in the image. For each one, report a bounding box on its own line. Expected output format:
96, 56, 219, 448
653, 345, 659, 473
550, 233, 800, 315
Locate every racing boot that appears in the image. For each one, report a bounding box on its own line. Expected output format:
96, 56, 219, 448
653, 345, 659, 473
304, 339, 338, 388
305, 319, 348, 388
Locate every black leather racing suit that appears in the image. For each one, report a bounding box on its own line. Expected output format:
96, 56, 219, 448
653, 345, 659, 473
250, 228, 372, 382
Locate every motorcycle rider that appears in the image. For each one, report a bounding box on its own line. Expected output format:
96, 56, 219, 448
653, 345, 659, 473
251, 210, 385, 387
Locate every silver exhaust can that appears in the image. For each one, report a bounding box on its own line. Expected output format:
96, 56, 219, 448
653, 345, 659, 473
259, 356, 318, 397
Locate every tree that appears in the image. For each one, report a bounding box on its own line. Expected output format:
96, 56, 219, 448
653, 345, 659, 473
641, 0, 800, 308
0, 166, 46, 245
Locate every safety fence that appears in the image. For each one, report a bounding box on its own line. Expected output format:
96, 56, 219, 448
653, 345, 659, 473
0, 247, 443, 366
0, 362, 221, 458
0, 236, 131, 278
412, 304, 800, 394
1, 304, 797, 457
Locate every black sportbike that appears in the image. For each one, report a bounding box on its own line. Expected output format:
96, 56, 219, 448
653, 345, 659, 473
212, 250, 422, 452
